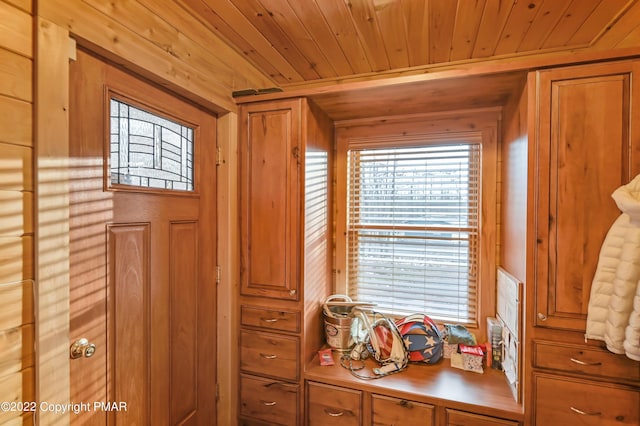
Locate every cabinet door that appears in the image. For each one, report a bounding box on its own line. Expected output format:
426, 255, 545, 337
239, 329, 299, 381
534, 374, 639, 425
534, 61, 640, 331
240, 374, 299, 425
372, 394, 434, 425
446, 409, 519, 426
240, 100, 301, 300
306, 381, 361, 426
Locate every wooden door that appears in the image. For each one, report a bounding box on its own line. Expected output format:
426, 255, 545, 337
534, 60, 640, 331
69, 49, 217, 425
239, 100, 301, 301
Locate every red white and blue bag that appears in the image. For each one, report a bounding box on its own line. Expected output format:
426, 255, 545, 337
342, 309, 409, 379
395, 314, 444, 364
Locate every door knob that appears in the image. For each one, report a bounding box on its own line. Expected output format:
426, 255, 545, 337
70, 338, 97, 359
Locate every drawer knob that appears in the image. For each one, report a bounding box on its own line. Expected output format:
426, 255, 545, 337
260, 353, 277, 359
399, 399, 413, 408
570, 357, 602, 367
570, 407, 602, 416
324, 408, 344, 417
537, 313, 547, 321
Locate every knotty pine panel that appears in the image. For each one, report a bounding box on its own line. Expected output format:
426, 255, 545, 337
494, 0, 545, 55
612, 1, 640, 49
313, 0, 371, 75
403, 0, 429, 66
40, 0, 273, 113
0, 4, 33, 426
4, 0, 30, 14
591, 1, 640, 48
0, 191, 32, 237
139, 0, 273, 90
0, 280, 33, 332
428, 0, 457, 63
178, 0, 302, 84
0, 324, 34, 378
0, 96, 31, 147
0, 236, 33, 285
0, 143, 32, 192
238, 0, 335, 80
0, 1, 31, 57
375, 0, 410, 69
282, 0, 353, 76
346, 0, 390, 72
0, 367, 34, 424
449, 0, 485, 62
517, 1, 571, 52
568, 0, 629, 46
85, 0, 270, 95
0, 48, 31, 102
472, 0, 513, 59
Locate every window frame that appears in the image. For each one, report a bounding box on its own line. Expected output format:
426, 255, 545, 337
346, 139, 482, 324
334, 112, 499, 333
105, 88, 201, 197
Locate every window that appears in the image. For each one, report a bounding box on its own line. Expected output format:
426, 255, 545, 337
335, 118, 498, 329
109, 97, 194, 191
346, 143, 480, 323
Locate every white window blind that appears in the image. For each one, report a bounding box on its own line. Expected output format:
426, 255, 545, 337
347, 143, 481, 323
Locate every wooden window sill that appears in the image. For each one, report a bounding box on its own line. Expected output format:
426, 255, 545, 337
304, 351, 524, 422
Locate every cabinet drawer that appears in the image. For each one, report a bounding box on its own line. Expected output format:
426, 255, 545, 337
307, 381, 361, 426
534, 374, 639, 425
534, 341, 640, 382
241, 305, 300, 333
372, 394, 434, 425
240, 330, 299, 381
446, 409, 519, 426
240, 374, 298, 425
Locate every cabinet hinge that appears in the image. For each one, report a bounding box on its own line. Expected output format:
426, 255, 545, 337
216, 265, 221, 284
216, 146, 223, 165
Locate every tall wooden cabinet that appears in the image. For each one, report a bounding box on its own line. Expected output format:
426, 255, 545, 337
237, 98, 333, 425
525, 60, 640, 425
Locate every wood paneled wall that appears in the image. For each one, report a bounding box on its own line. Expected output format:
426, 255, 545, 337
1, 0, 280, 423
500, 84, 530, 283
0, 0, 34, 425
38, 0, 274, 114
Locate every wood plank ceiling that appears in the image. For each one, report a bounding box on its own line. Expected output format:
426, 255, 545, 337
178, 0, 640, 88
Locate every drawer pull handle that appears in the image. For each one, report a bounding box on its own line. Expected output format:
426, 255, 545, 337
260, 353, 277, 359
261, 401, 277, 406
324, 408, 344, 417
570, 358, 602, 366
570, 407, 602, 416
261, 317, 279, 323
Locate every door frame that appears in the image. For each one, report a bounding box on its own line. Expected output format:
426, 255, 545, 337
35, 21, 239, 425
